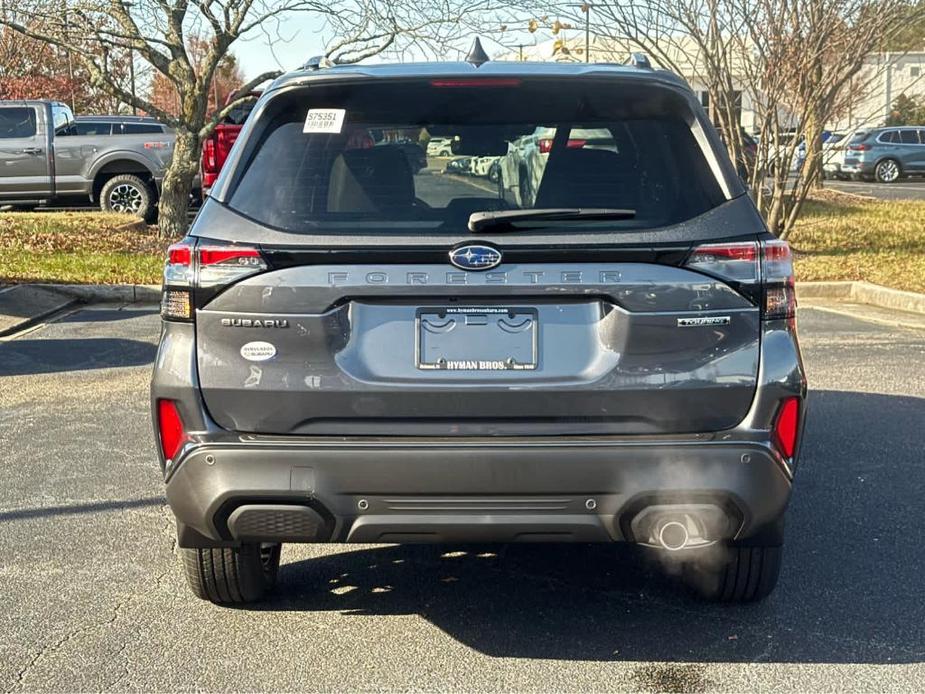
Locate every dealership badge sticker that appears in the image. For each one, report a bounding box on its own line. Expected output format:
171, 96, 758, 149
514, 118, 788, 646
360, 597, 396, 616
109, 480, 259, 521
240, 341, 277, 362
303, 109, 346, 134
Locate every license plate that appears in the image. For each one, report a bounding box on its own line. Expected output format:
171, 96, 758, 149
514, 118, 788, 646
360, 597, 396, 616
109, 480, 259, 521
416, 307, 537, 370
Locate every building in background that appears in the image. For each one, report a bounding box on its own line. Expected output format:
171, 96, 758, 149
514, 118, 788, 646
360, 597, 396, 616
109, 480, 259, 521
500, 38, 925, 132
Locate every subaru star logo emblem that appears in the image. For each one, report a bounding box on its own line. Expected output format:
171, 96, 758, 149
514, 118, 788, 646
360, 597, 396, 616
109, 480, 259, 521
449, 244, 502, 271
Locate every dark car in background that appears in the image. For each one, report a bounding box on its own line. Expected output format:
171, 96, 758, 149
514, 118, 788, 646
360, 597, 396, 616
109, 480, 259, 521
152, 57, 806, 606
841, 126, 925, 182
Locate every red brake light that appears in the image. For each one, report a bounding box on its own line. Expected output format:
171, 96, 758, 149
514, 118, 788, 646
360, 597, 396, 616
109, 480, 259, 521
848, 143, 871, 151
538, 138, 588, 154
161, 242, 267, 320
167, 243, 191, 266
685, 241, 759, 282
157, 399, 188, 461
198, 247, 262, 266
773, 397, 801, 458
430, 78, 521, 88
203, 139, 216, 171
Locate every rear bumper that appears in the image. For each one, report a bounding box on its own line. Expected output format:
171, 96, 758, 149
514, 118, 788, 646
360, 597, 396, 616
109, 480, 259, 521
165, 436, 793, 548
840, 160, 873, 174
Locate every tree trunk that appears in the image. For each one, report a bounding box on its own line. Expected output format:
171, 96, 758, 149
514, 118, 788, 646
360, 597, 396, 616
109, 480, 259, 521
157, 129, 200, 239
804, 107, 824, 190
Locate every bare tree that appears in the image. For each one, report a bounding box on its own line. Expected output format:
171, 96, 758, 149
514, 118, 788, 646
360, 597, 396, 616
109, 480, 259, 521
0, 0, 499, 236
526, 0, 920, 237
732, 0, 919, 236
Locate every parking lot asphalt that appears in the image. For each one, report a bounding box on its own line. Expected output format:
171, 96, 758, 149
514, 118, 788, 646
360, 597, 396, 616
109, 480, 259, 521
825, 178, 925, 201
1, 305, 923, 692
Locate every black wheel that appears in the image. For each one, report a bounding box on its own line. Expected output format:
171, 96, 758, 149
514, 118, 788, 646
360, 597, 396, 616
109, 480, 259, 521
181, 543, 281, 604
100, 174, 155, 220
874, 158, 901, 183
682, 543, 783, 602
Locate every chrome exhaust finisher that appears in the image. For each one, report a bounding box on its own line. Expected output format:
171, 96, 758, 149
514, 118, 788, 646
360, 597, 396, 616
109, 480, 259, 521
629, 503, 734, 551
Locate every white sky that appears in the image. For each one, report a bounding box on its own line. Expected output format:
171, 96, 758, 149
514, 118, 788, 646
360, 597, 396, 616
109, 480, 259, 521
234, 13, 330, 79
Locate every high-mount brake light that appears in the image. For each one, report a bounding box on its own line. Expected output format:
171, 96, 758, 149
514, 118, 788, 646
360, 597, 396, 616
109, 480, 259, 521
156, 399, 189, 462
160, 241, 267, 321
773, 397, 801, 459
430, 78, 522, 88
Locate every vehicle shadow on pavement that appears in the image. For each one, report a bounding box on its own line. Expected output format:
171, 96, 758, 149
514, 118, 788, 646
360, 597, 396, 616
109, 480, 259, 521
0, 338, 156, 376
59, 308, 159, 323
258, 390, 925, 665
0, 496, 164, 523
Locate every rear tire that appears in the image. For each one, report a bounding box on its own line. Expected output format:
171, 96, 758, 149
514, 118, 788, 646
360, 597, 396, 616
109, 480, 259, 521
181, 543, 281, 604
874, 158, 901, 183
100, 173, 155, 221
683, 544, 783, 603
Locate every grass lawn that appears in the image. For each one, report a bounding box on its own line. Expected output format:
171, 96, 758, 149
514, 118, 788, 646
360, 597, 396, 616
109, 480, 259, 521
790, 193, 925, 293
1, 195, 923, 293
0, 211, 172, 285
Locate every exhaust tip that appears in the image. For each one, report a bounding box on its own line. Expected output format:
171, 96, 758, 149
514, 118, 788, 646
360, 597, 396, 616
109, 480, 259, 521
628, 502, 735, 551
657, 520, 690, 551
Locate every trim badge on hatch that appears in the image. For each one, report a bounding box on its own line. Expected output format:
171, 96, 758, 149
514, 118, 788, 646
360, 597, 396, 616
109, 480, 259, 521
678, 316, 731, 327
449, 244, 502, 271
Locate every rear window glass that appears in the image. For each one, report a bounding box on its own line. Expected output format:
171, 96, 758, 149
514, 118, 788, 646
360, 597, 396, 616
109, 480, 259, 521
227, 79, 726, 234
76, 122, 112, 135
0, 107, 37, 139
122, 123, 163, 134
899, 130, 920, 144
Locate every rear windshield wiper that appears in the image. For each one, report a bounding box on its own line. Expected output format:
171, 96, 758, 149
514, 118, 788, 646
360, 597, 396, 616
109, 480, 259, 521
468, 208, 636, 233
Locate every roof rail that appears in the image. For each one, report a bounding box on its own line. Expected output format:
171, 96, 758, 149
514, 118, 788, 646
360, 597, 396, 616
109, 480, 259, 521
626, 52, 652, 69
301, 55, 334, 71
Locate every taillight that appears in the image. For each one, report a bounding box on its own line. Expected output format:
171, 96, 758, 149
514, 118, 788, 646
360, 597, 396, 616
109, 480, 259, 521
685, 241, 759, 282
198, 246, 266, 287
684, 239, 795, 320
773, 397, 801, 458
156, 399, 189, 461
848, 143, 871, 151
761, 240, 796, 319
537, 138, 588, 154
160, 240, 267, 321
203, 138, 216, 171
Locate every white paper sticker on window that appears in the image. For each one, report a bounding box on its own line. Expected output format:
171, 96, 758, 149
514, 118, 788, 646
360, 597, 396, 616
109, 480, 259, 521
303, 108, 346, 134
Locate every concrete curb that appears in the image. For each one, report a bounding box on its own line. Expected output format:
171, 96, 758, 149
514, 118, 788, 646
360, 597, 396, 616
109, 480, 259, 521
42, 283, 162, 304
797, 281, 925, 315
0, 284, 160, 338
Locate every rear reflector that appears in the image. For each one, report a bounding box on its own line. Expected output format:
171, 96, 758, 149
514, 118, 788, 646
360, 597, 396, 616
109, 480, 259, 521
156, 399, 188, 461
773, 397, 800, 458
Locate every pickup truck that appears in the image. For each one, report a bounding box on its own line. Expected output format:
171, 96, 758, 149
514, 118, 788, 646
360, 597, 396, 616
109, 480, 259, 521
0, 100, 175, 220
200, 95, 258, 195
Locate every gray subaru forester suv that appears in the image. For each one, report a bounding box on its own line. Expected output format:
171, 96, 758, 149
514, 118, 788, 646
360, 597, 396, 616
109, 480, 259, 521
152, 55, 807, 605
